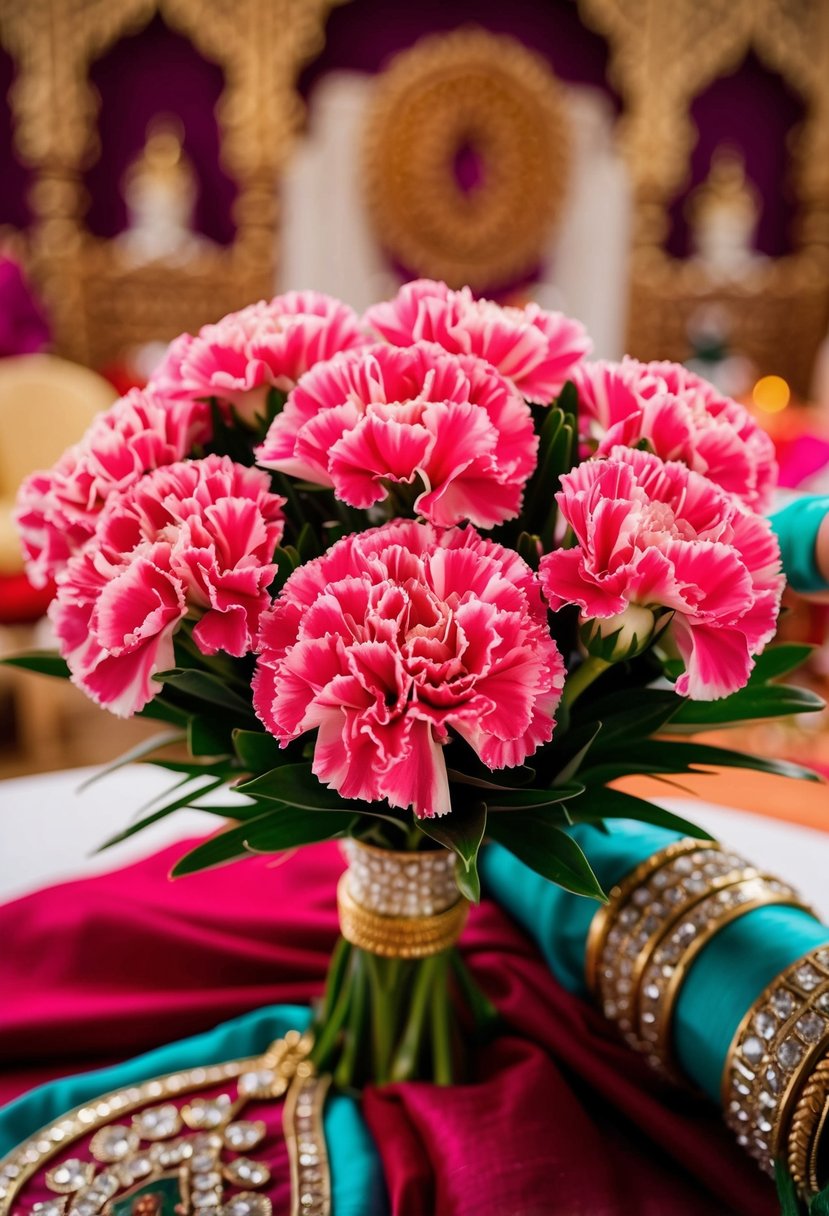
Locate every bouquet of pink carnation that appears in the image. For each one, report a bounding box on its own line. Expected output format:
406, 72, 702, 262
9, 278, 821, 1090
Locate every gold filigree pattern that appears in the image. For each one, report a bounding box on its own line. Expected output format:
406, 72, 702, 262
361, 28, 571, 291
0, 1032, 329, 1216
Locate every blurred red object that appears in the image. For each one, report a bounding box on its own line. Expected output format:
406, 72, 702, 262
0, 571, 54, 623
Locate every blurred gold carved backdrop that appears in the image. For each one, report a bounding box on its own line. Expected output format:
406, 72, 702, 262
0, 0, 828, 390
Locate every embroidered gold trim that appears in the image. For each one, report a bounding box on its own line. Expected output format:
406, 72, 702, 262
337, 871, 468, 960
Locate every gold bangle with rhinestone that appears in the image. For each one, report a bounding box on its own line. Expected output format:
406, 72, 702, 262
787, 1055, 829, 1195
637, 875, 807, 1078
590, 841, 755, 1051
723, 944, 829, 1176
584, 838, 710, 996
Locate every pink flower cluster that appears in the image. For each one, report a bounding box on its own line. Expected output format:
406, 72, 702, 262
539, 446, 783, 699
16, 388, 211, 587
51, 455, 285, 717
573, 357, 778, 510
253, 520, 565, 817
150, 291, 369, 420
365, 278, 590, 404
256, 342, 537, 528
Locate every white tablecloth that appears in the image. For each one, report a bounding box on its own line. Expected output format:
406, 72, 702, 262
1, 766, 828, 916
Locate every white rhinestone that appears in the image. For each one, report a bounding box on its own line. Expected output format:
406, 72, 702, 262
224, 1121, 266, 1151
238, 1070, 278, 1097
224, 1158, 270, 1187
47, 1161, 93, 1193
770, 989, 796, 1018
183, 1096, 233, 1130
132, 1104, 181, 1140
778, 1037, 805, 1069
742, 1036, 765, 1065
796, 1012, 825, 1042
753, 1010, 776, 1039
795, 964, 822, 992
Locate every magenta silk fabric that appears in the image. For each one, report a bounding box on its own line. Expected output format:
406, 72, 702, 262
0, 839, 775, 1215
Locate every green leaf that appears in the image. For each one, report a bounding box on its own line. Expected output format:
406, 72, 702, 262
549, 722, 602, 786
0, 649, 69, 678
418, 800, 487, 903
446, 765, 535, 792
153, 669, 255, 718
96, 775, 227, 851
597, 738, 824, 784
774, 1160, 803, 1216
232, 728, 286, 772
574, 785, 714, 839
486, 812, 606, 901
137, 698, 192, 726
573, 689, 681, 742
749, 643, 814, 684
296, 521, 321, 561
237, 762, 366, 811
171, 805, 356, 876
188, 715, 233, 758
77, 729, 185, 792
516, 531, 541, 571
672, 683, 824, 727
483, 783, 584, 811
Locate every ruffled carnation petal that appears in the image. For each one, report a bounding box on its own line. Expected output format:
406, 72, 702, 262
256, 342, 537, 531
253, 521, 565, 817
365, 279, 590, 403
50, 455, 285, 716
539, 446, 783, 700
574, 356, 778, 510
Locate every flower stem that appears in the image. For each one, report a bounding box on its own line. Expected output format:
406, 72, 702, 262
365, 953, 396, 1085
390, 955, 439, 1082
334, 949, 367, 1090
311, 942, 354, 1073
430, 953, 453, 1085
560, 655, 611, 709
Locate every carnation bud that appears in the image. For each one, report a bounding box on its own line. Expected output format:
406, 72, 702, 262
580, 604, 667, 663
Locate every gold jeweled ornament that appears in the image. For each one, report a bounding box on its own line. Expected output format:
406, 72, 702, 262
0, 1032, 332, 1216
360, 27, 571, 292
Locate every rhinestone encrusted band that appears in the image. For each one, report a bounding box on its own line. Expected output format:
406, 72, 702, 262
337, 840, 468, 959
724, 945, 829, 1176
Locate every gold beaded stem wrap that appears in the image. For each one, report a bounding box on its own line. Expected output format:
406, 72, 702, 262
336, 874, 468, 959
336, 840, 469, 959
723, 945, 829, 1180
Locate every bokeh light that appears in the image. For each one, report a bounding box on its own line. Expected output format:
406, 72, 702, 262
752, 374, 791, 413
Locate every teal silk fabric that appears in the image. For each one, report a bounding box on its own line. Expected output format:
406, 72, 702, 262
481, 830, 829, 1102
0, 1004, 388, 1216
769, 496, 829, 594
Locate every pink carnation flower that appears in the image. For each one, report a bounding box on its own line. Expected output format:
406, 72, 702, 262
573, 357, 778, 510
51, 455, 285, 717
253, 520, 565, 817
255, 342, 537, 529
539, 447, 783, 700
149, 291, 369, 419
364, 278, 590, 404
15, 388, 211, 587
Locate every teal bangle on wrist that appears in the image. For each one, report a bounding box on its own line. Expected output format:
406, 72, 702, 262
769, 496, 829, 594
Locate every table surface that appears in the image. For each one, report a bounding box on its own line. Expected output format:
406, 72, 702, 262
1, 765, 829, 914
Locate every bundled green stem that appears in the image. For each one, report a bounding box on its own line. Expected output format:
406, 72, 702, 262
310, 939, 497, 1090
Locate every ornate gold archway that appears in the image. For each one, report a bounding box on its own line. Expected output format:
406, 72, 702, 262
0, 0, 344, 367
580, 0, 829, 391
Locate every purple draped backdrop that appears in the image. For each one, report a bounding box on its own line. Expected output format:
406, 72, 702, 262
83, 13, 237, 246
0, 47, 32, 231
666, 51, 805, 259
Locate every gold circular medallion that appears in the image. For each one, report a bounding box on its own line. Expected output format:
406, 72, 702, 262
361, 28, 571, 291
